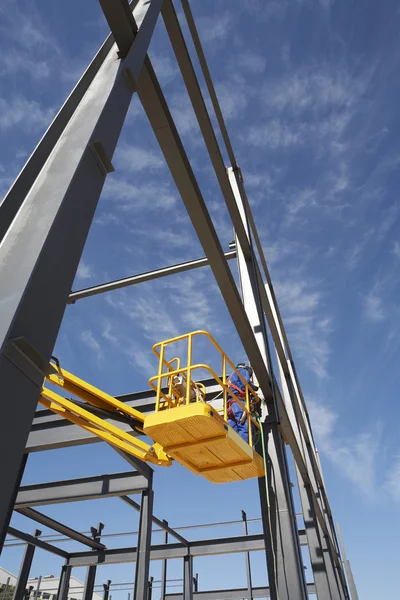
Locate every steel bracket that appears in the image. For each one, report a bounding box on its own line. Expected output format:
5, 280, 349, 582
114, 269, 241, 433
4, 338, 57, 388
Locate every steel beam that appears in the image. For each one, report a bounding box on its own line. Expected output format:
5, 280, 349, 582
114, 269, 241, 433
27, 379, 220, 453
12, 529, 42, 600
0, 0, 161, 551
241, 511, 253, 600
160, 522, 168, 600
183, 555, 193, 600
103, 581, 112, 600
67, 533, 282, 567
164, 583, 316, 600
336, 524, 359, 600
68, 252, 236, 303
56, 566, 71, 600
7, 527, 68, 558
231, 169, 307, 600
121, 496, 189, 546
15, 472, 148, 508
15, 507, 105, 549
83, 523, 104, 600
133, 489, 154, 600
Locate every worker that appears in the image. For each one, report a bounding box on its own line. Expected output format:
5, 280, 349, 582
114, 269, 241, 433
227, 363, 258, 445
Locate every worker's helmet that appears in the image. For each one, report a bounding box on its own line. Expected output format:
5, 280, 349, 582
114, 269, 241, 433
236, 363, 253, 378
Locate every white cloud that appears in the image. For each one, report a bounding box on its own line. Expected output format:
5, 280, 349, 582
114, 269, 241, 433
103, 178, 176, 211
363, 290, 385, 322
80, 330, 102, 361
114, 144, 165, 172
215, 76, 250, 121
150, 53, 179, 86
76, 262, 93, 281
197, 12, 233, 44
392, 241, 400, 259
0, 97, 54, 131
307, 398, 381, 499
243, 120, 304, 149
0, 50, 51, 79
385, 455, 400, 503
236, 52, 266, 74
274, 276, 332, 378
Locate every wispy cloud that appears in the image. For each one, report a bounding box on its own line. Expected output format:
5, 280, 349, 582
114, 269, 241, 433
197, 12, 233, 44
274, 275, 332, 378
76, 262, 93, 281
80, 330, 102, 361
385, 455, 400, 503
308, 398, 381, 500
114, 144, 165, 173
0, 97, 54, 131
363, 287, 385, 322
236, 52, 266, 74
102, 178, 177, 212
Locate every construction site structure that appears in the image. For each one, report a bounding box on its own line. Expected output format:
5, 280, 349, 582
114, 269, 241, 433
0, 1, 359, 599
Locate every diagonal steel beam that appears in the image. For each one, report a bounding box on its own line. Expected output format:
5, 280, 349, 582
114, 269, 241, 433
15, 507, 106, 550
8, 526, 68, 558
68, 251, 236, 303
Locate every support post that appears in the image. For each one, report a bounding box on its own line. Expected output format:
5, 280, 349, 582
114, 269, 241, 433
230, 168, 307, 600
102, 581, 111, 600
1, 579, 11, 600
193, 574, 198, 594
56, 565, 71, 600
183, 555, 193, 600
83, 523, 104, 600
0, 0, 162, 551
147, 577, 154, 600
33, 578, 41, 600
13, 530, 42, 600
336, 524, 359, 600
241, 511, 253, 600
160, 521, 168, 600
133, 488, 154, 600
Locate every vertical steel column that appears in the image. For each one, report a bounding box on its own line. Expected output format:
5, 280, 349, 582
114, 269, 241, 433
183, 555, 193, 600
0, 0, 162, 551
1, 579, 11, 600
241, 511, 253, 600
192, 574, 198, 593
229, 168, 307, 600
83, 523, 104, 600
13, 530, 42, 600
33, 577, 41, 600
133, 488, 154, 600
102, 581, 111, 600
147, 577, 153, 600
56, 566, 71, 600
336, 524, 359, 600
160, 521, 168, 600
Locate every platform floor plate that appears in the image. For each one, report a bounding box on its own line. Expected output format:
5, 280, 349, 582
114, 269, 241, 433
143, 403, 264, 483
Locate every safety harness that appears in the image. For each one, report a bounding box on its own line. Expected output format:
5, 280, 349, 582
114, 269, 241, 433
227, 380, 246, 423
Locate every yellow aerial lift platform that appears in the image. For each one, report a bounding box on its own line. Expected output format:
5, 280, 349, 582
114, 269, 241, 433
40, 331, 264, 483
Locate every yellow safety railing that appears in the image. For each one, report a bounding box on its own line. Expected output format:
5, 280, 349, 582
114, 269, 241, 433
148, 331, 261, 447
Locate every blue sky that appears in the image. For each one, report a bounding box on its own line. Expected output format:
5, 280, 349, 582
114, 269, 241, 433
1, 0, 400, 598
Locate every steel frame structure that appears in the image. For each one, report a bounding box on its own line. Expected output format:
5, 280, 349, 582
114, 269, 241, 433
0, 0, 358, 599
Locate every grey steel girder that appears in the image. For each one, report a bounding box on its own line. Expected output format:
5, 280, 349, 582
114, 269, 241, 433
67, 531, 308, 567
164, 584, 317, 600
0, 0, 161, 550
15, 472, 148, 508
8, 527, 68, 558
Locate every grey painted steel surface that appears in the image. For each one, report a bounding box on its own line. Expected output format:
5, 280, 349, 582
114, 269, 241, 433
56, 566, 72, 600
7, 527, 68, 558
295, 465, 333, 599
16, 473, 148, 508
133, 489, 154, 600
231, 168, 307, 600
160, 523, 168, 600
15, 507, 105, 550
183, 556, 193, 600
103, 581, 112, 600
241, 511, 253, 600
27, 379, 220, 453
0, 0, 161, 552
83, 524, 104, 600
336, 524, 359, 600
12, 529, 42, 600
68, 252, 236, 303
164, 583, 317, 600
121, 496, 189, 546
67, 533, 293, 567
